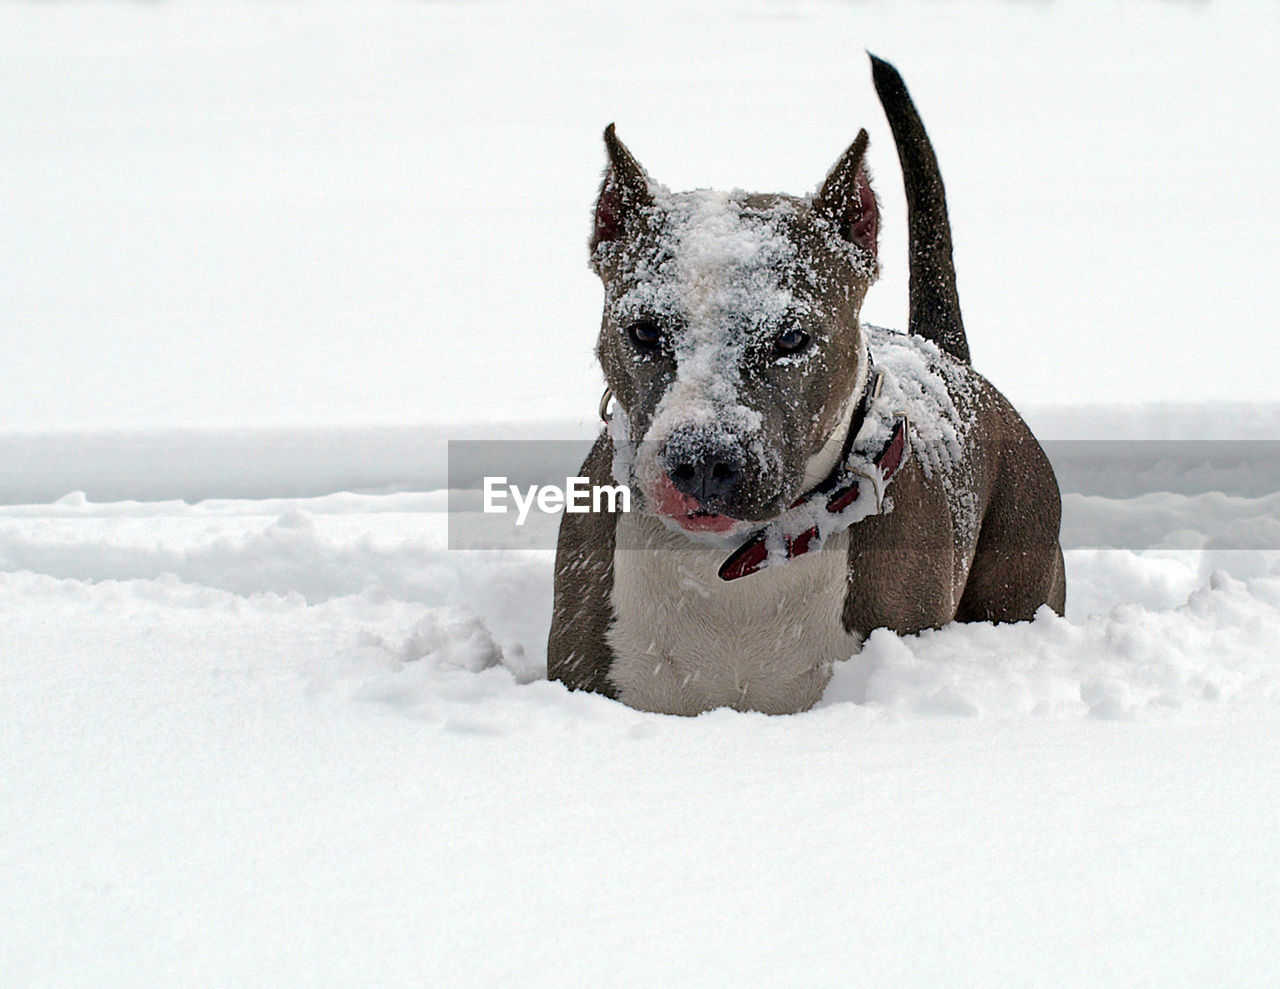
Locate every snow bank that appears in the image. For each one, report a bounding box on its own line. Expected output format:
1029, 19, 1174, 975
3, 495, 1277, 713
834, 573, 1280, 719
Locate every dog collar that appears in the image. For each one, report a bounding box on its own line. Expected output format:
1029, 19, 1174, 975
719, 367, 911, 581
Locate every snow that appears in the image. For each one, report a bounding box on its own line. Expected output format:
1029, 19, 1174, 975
4, 0, 1280, 984
5, 493, 1280, 982
4, 0, 1280, 431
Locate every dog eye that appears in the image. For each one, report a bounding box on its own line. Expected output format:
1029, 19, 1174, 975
773, 329, 811, 357
625, 320, 663, 352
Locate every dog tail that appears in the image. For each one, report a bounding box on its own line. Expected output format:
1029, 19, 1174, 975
870, 54, 970, 365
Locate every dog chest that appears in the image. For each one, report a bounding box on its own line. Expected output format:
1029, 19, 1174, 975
606, 513, 861, 715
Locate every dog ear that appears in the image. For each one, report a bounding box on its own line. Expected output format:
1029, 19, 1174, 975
591, 124, 653, 251
813, 129, 878, 259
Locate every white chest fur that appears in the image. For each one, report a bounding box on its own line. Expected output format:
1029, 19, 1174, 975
607, 513, 862, 715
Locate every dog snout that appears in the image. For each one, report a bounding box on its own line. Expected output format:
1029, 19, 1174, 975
661, 428, 745, 512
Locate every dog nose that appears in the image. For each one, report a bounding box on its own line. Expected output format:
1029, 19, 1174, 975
662, 431, 744, 510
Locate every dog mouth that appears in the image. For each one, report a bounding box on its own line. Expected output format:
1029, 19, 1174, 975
646, 471, 743, 533
675, 508, 738, 533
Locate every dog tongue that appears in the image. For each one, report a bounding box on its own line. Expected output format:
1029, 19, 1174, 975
650, 473, 737, 532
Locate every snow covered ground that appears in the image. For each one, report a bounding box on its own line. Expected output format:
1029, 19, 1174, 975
5, 496, 1280, 983
4, 0, 1280, 984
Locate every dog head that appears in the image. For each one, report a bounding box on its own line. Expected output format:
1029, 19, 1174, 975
590, 125, 880, 537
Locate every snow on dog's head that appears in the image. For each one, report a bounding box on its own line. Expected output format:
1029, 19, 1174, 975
589, 127, 880, 532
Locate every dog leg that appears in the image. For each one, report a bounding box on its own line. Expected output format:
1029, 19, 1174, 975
547, 434, 623, 695
955, 427, 1066, 621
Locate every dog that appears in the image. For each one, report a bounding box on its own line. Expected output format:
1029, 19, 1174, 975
548, 55, 1065, 715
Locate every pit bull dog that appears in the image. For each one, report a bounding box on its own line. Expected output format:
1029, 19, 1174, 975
548, 55, 1065, 715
